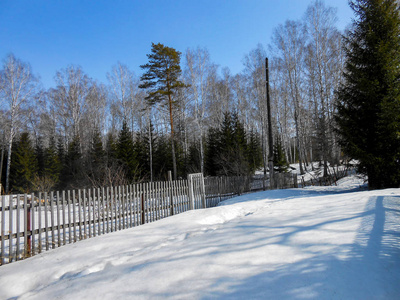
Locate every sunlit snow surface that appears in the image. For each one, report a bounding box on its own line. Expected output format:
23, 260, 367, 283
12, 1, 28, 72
1, 176, 399, 299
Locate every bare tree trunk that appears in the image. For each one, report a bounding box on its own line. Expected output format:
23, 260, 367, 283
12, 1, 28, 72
5, 131, 13, 194
168, 93, 177, 180
148, 119, 153, 182
294, 109, 304, 175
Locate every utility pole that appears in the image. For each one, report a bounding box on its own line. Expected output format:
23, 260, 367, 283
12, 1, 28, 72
265, 58, 274, 189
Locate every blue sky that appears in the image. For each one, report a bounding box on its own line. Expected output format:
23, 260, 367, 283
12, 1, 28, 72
0, 0, 353, 89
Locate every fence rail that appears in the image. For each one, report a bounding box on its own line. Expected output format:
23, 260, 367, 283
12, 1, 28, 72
0, 172, 298, 265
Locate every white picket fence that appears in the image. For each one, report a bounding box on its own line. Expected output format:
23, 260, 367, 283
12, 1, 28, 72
0, 172, 298, 265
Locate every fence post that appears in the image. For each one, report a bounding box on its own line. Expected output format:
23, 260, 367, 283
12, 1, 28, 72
24, 194, 31, 257
141, 185, 145, 225
188, 174, 194, 210
168, 172, 174, 216
200, 175, 206, 209
1, 196, 6, 265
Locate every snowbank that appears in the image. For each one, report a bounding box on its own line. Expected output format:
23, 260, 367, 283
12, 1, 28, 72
0, 175, 398, 299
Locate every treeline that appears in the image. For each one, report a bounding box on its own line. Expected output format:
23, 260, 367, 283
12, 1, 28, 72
0, 1, 345, 193
5, 112, 263, 193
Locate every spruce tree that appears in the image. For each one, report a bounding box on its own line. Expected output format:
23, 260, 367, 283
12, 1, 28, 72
205, 112, 253, 176
153, 135, 172, 180
187, 142, 201, 173
205, 128, 221, 176
89, 129, 105, 167
273, 136, 289, 173
11, 132, 37, 193
44, 136, 61, 188
61, 135, 82, 189
336, 0, 400, 189
133, 132, 150, 181
87, 129, 105, 184
247, 129, 263, 173
117, 121, 136, 181
231, 112, 249, 175
35, 136, 45, 177
105, 132, 118, 166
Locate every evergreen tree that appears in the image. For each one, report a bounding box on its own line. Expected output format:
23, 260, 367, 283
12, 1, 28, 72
229, 112, 249, 175
35, 136, 45, 177
247, 129, 263, 173
87, 129, 106, 184
187, 141, 201, 173
11, 132, 37, 193
139, 42, 186, 180
205, 128, 221, 176
117, 121, 136, 181
44, 136, 61, 188
133, 131, 150, 181
336, 0, 400, 189
205, 112, 253, 176
89, 129, 105, 167
153, 135, 172, 181
105, 132, 118, 166
61, 135, 82, 189
273, 136, 289, 172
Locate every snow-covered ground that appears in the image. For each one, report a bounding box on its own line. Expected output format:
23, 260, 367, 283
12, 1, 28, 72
255, 161, 358, 185
0, 176, 399, 299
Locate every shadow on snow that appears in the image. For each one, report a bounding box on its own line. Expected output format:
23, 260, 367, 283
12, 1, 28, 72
205, 195, 400, 299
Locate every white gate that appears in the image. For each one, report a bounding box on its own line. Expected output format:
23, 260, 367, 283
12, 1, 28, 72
187, 173, 206, 209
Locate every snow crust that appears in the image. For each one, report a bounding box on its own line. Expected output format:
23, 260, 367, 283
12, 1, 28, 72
0, 175, 399, 299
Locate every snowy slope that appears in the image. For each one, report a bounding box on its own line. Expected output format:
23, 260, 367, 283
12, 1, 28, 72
0, 176, 399, 299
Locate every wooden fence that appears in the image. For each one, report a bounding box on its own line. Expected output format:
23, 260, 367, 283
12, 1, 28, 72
0, 172, 298, 265
299, 166, 355, 187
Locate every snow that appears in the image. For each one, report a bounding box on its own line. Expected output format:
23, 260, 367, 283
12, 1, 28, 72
255, 161, 359, 185
0, 175, 399, 299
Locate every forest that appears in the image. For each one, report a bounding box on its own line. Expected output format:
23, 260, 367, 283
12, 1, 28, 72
0, 1, 362, 193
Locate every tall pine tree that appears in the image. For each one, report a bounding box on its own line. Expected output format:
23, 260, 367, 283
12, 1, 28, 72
336, 0, 400, 189
139, 43, 186, 180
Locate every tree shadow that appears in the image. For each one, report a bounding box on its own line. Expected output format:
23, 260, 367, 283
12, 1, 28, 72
221, 184, 368, 206
204, 195, 400, 299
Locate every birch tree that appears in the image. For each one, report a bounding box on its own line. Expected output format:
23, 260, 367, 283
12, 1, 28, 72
271, 20, 307, 174
243, 44, 269, 172
49, 65, 92, 146
0, 54, 38, 193
305, 0, 341, 176
184, 47, 213, 174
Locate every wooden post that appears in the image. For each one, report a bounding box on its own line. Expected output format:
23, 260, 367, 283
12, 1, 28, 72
24, 194, 31, 257
200, 175, 206, 209
88, 189, 91, 238
62, 191, 66, 245
188, 175, 194, 210
27, 195, 32, 256
44, 192, 49, 250
16, 194, 21, 258
169, 172, 174, 216
141, 184, 145, 225
1, 196, 6, 265
50, 191, 55, 248
56, 191, 61, 247
9, 194, 13, 262
31, 193, 35, 256
72, 190, 77, 242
